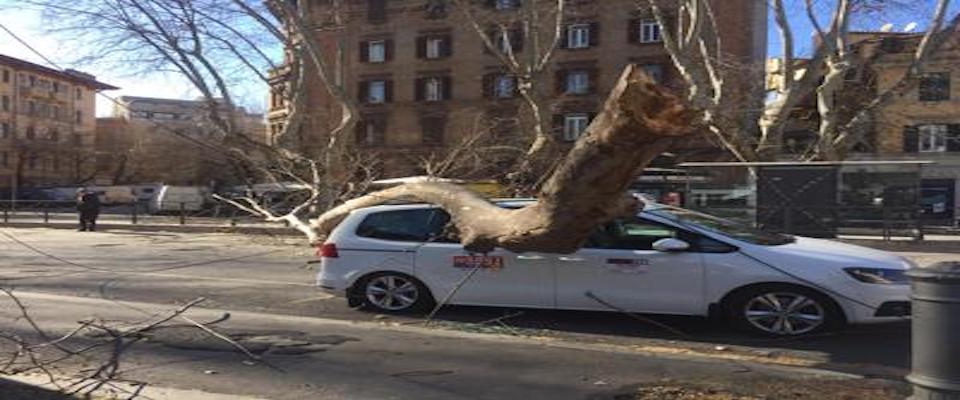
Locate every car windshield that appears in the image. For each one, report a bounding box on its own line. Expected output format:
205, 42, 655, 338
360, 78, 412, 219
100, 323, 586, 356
647, 205, 795, 246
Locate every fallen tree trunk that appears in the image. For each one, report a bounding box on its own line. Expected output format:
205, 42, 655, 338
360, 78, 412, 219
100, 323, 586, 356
311, 65, 693, 253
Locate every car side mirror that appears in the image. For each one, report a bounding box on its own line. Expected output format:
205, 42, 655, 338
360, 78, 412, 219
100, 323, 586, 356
652, 238, 690, 252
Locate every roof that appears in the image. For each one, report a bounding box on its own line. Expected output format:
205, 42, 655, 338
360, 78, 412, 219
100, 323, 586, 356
0, 53, 119, 90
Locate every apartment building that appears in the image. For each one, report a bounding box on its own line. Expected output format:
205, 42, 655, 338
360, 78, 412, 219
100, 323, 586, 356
267, 0, 767, 177
0, 54, 117, 190
93, 96, 265, 185
769, 31, 960, 224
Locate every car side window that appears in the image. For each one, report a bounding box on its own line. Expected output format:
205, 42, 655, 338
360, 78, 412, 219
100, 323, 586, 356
586, 218, 679, 250
586, 217, 737, 253
356, 208, 453, 243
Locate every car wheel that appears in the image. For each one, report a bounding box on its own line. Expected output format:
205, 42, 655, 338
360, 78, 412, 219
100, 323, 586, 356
725, 284, 843, 336
356, 272, 434, 314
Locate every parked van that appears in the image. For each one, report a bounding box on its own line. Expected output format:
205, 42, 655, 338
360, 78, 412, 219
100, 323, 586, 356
148, 186, 209, 214
89, 186, 138, 205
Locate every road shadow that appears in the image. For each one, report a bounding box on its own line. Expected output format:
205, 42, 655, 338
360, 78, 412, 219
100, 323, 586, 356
0, 377, 78, 400
424, 305, 910, 375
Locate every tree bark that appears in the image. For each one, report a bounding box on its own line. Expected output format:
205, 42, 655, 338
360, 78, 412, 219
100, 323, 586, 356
311, 65, 693, 253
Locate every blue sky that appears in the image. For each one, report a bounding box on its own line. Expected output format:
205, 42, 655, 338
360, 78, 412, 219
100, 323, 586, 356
1, 0, 956, 116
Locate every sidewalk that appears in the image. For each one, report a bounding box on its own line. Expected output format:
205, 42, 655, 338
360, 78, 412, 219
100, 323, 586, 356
0, 291, 909, 400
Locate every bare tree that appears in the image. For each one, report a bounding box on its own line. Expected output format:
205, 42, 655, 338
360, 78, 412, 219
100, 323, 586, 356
641, 0, 958, 161
312, 66, 693, 254
31, 0, 695, 254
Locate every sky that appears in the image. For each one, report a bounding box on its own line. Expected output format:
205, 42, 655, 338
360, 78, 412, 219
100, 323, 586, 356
1, 0, 957, 117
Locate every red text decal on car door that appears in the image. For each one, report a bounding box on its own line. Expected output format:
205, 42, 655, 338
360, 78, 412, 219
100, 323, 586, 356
453, 255, 504, 270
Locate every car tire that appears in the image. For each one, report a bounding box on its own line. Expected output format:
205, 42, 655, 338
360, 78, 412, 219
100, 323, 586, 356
724, 284, 844, 337
355, 272, 435, 314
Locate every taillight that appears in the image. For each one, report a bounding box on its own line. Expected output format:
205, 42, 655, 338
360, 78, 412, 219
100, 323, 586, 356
318, 243, 339, 258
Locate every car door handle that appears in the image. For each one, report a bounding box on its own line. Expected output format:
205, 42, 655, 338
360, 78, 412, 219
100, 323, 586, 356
516, 255, 545, 260
557, 256, 585, 262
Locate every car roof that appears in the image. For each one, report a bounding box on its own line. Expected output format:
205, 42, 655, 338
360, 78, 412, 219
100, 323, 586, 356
350, 198, 665, 215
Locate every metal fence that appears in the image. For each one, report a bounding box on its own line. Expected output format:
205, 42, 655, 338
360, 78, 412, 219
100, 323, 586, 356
688, 205, 957, 240
0, 200, 274, 228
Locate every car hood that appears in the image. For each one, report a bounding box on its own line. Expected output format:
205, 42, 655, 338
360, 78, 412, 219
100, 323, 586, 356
741, 236, 910, 270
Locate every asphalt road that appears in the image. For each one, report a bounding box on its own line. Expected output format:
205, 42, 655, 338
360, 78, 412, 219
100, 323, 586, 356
0, 227, 943, 384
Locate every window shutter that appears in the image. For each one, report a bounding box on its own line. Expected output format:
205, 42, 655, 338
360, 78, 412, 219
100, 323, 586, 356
555, 70, 567, 95
948, 124, 960, 152
589, 22, 600, 46
588, 68, 599, 94
482, 73, 495, 98
442, 76, 452, 100
385, 80, 394, 102
553, 114, 565, 138
484, 29, 495, 54
442, 35, 453, 57
360, 41, 370, 63
355, 120, 367, 144
414, 78, 425, 101
628, 18, 640, 43
416, 37, 427, 59
385, 39, 394, 61
358, 81, 369, 103
510, 29, 524, 52
558, 25, 569, 49
376, 119, 386, 144
902, 126, 919, 153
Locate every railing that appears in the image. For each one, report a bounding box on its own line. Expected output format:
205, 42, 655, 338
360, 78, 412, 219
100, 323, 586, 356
684, 205, 957, 240
0, 200, 278, 228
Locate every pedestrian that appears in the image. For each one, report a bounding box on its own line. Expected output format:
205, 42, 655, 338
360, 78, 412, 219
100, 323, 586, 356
76, 188, 101, 232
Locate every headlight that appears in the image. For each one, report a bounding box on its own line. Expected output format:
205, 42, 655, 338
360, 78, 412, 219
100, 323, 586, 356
844, 267, 909, 284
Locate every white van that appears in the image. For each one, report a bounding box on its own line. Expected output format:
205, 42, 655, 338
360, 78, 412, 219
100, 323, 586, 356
148, 186, 209, 214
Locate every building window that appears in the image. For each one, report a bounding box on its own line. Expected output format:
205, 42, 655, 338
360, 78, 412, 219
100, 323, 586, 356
48, 128, 59, 141
75, 88, 82, 100
639, 20, 662, 43
919, 73, 950, 102
494, 0, 519, 10
566, 24, 591, 49
425, 78, 442, 101
495, 75, 516, 98
565, 70, 590, 95
641, 64, 665, 83
1, 95, 8, 112
27, 101, 35, 115
366, 40, 386, 63
1, 70, 8, 83
919, 124, 948, 152
1, 122, 9, 138
421, 116, 446, 144
360, 79, 391, 104
416, 76, 451, 102
26, 126, 35, 140
562, 113, 590, 141
76, 110, 83, 123
1, 152, 6, 167
356, 116, 386, 146
490, 29, 522, 54
29, 76, 36, 87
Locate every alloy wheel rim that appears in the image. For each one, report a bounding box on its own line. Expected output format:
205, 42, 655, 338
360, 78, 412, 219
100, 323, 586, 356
743, 292, 825, 335
366, 275, 419, 311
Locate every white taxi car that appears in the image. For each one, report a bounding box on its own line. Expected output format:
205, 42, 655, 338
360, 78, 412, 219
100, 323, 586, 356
316, 201, 913, 336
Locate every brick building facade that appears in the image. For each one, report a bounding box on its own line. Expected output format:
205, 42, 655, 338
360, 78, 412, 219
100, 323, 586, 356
0, 54, 117, 191
268, 0, 767, 178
